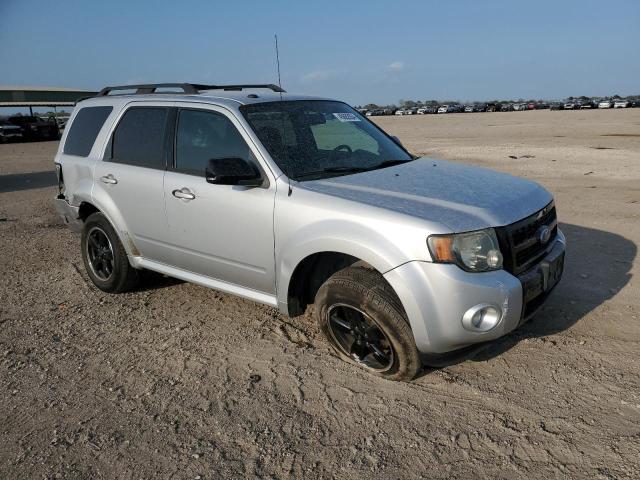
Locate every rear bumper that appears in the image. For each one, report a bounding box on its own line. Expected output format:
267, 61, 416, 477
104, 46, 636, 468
53, 195, 83, 232
384, 229, 566, 354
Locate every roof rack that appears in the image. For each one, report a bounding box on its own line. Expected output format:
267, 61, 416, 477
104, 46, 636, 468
96, 83, 285, 97
193, 84, 286, 93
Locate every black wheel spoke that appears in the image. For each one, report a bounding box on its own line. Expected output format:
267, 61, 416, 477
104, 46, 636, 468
329, 312, 352, 331
368, 343, 389, 362
326, 304, 394, 372
93, 259, 103, 273
88, 235, 100, 250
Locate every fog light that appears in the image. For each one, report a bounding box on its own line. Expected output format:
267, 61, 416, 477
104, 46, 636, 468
462, 304, 502, 332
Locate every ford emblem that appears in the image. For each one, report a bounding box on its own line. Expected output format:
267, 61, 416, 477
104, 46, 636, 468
537, 226, 551, 244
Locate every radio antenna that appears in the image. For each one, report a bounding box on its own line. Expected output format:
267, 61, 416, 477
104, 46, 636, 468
275, 34, 283, 99
274, 34, 292, 195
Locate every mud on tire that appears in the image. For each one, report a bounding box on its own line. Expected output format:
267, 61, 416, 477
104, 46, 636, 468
315, 266, 421, 381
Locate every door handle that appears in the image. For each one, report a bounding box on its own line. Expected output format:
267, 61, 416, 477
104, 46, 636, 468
100, 174, 117, 184
172, 188, 195, 200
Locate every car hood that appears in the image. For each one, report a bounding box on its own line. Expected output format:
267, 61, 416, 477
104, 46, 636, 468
298, 157, 553, 232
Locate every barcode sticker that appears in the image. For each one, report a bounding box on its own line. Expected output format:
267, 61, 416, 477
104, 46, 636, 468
332, 112, 361, 122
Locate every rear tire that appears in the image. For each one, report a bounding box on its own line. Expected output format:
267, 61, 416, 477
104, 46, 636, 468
81, 212, 139, 293
315, 266, 421, 381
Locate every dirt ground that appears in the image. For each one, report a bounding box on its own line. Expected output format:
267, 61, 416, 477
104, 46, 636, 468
1, 109, 639, 479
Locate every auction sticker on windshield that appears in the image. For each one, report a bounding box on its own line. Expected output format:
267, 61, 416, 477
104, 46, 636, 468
333, 112, 361, 122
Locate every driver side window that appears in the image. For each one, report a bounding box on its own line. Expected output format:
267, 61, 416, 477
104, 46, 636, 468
310, 116, 379, 154
175, 109, 256, 176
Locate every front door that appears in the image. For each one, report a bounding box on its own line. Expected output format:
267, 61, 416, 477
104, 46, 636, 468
163, 107, 276, 295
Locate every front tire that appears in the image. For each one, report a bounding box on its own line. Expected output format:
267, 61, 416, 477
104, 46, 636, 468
315, 266, 421, 381
81, 212, 139, 293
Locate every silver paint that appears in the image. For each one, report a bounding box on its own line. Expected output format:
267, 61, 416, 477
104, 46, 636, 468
54, 90, 565, 355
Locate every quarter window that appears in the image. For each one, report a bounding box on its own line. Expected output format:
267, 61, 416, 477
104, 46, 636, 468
175, 109, 256, 176
63, 106, 113, 157
111, 107, 168, 169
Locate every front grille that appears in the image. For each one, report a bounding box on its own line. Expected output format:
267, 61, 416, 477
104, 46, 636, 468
496, 201, 558, 275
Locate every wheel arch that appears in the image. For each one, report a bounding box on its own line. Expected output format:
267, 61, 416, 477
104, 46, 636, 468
281, 247, 403, 318
76, 198, 140, 258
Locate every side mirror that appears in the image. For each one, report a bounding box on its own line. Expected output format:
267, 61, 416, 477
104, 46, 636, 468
390, 135, 404, 147
205, 158, 263, 187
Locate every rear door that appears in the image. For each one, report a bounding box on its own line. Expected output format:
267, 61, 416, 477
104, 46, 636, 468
162, 105, 276, 295
93, 104, 174, 262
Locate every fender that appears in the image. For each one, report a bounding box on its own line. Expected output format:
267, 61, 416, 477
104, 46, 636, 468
89, 186, 140, 259
276, 218, 413, 312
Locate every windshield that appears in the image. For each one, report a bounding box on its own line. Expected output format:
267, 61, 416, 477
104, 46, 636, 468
240, 100, 412, 181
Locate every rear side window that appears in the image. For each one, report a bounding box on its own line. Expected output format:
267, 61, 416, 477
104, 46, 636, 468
63, 106, 113, 157
110, 107, 168, 169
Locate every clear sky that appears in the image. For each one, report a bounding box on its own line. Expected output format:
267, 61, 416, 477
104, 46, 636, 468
1, 0, 638, 105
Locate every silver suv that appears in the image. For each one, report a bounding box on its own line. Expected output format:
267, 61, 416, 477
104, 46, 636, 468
54, 83, 565, 381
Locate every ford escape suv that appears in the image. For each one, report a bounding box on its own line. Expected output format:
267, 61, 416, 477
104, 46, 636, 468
54, 83, 565, 381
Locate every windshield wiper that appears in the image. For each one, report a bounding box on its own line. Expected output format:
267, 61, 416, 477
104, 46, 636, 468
295, 166, 369, 180
365, 159, 413, 171
295, 159, 414, 181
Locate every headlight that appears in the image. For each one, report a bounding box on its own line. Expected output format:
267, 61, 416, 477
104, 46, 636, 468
427, 228, 503, 272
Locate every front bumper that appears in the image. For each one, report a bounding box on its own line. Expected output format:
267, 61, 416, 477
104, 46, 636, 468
384, 229, 566, 354
53, 195, 83, 232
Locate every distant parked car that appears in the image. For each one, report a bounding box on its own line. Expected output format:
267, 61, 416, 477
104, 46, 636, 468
513, 103, 528, 111
549, 103, 563, 110
535, 103, 550, 110
8, 115, 60, 141
500, 103, 514, 112
614, 100, 630, 108
437, 105, 448, 114
598, 100, 613, 109
395, 109, 405, 116
563, 102, 578, 110
485, 103, 497, 112
463, 105, 473, 113
579, 101, 596, 109
0, 119, 23, 143
422, 106, 438, 114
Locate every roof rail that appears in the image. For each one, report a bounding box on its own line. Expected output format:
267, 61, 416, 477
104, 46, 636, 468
192, 84, 286, 93
96, 83, 285, 97
97, 83, 199, 96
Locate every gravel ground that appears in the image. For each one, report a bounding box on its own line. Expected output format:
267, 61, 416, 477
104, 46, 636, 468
1, 109, 639, 479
